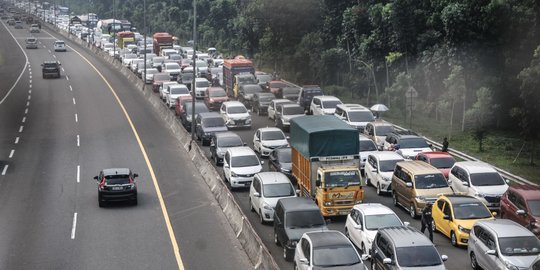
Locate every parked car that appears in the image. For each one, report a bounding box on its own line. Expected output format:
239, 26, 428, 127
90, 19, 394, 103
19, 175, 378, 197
371, 226, 448, 270
310, 95, 343, 115
93, 168, 138, 207
268, 99, 293, 121
365, 152, 405, 195
180, 101, 209, 131
209, 132, 245, 165
415, 151, 456, 179
275, 103, 305, 131
448, 161, 509, 211
251, 92, 275, 116
359, 134, 379, 171
204, 86, 228, 111
392, 161, 453, 218
468, 219, 540, 270
432, 194, 495, 247
500, 184, 540, 238
364, 120, 395, 150
253, 127, 289, 157
298, 85, 324, 112
220, 101, 251, 129
345, 203, 406, 256
383, 131, 433, 159
249, 172, 296, 224
238, 84, 263, 108
53, 40, 66, 52
268, 147, 293, 180
294, 231, 368, 270
195, 112, 228, 146
335, 104, 375, 132
273, 197, 327, 261
25, 37, 38, 49
223, 146, 263, 189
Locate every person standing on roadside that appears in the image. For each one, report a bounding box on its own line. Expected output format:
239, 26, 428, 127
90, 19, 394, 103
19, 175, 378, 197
421, 202, 434, 242
442, 137, 449, 152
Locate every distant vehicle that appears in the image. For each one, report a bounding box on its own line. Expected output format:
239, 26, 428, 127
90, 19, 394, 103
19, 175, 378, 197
163, 62, 182, 81
255, 72, 272, 88
204, 87, 228, 111
265, 80, 290, 95
194, 78, 210, 99
94, 168, 138, 207
364, 120, 395, 150
253, 127, 289, 157
53, 40, 66, 52
223, 58, 255, 97
383, 131, 433, 159
195, 112, 228, 146
41, 61, 61, 79
209, 132, 245, 165
121, 53, 137, 67
222, 146, 263, 189
174, 95, 193, 116
238, 84, 263, 108
251, 92, 275, 116
161, 81, 181, 100
29, 23, 39, 33
499, 184, 540, 238
268, 147, 293, 180
220, 101, 251, 129
267, 99, 293, 121
298, 85, 323, 112
334, 104, 375, 132
165, 84, 190, 108
364, 152, 404, 195
276, 86, 300, 101
144, 68, 159, 84
415, 151, 455, 179
249, 172, 296, 224
310, 95, 343, 115
180, 101, 209, 131
151, 73, 171, 93
358, 134, 379, 171
14, 20, 23, 28
152, 32, 173, 56
275, 104, 305, 131
25, 37, 38, 49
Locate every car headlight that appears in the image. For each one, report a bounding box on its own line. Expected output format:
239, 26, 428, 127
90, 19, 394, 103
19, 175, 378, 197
228, 119, 235, 124
245, 118, 251, 124
504, 260, 519, 270
280, 168, 291, 173
323, 201, 333, 206
263, 203, 273, 210
231, 171, 237, 177
382, 176, 391, 182
416, 196, 426, 202
458, 225, 470, 234
204, 132, 211, 136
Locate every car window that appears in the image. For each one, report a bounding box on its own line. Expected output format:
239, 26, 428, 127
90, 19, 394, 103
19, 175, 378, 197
356, 210, 364, 226
470, 172, 506, 186
414, 174, 448, 189
285, 211, 325, 228
380, 159, 400, 172
312, 244, 361, 267
301, 239, 311, 262
515, 195, 527, 211
262, 131, 285, 141
253, 177, 261, 193
529, 200, 540, 216
453, 202, 492, 219
430, 157, 455, 169
359, 140, 377, 151
231, 155, 259, 167
104, 174, 130, 185
263, 183, 294, 198
364, 214, 402, 230
443, 202, 452, 217
498, 236, 540, 256
218, 136, 243, 147
437, 200, 445, 211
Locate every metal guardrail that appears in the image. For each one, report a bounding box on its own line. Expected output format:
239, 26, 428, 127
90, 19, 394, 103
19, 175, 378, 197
280, 80, 535, 186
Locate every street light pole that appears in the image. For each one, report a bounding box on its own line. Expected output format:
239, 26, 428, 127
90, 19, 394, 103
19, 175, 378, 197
143, 0, 146, 88
190, 0, 197, 143
112, 0, 116, 60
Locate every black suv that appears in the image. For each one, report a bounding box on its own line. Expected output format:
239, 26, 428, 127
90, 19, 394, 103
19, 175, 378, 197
238, 84, 263, 109
195, 112, 227, 146
41, 61, 61, 78
94, 168, 138, 207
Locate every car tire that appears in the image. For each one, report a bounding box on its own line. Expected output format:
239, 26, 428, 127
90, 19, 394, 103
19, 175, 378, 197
283, 246, 292, 261
361, 242, 367, 256
294, 262, 298, 270
392, 192, 398, 206
366, 177, 371, 186
274, 231, 281, 246
410, 204, 418, 219
470, 252, 481, 270
376, 183, 382, 195
451, 231, 458, 247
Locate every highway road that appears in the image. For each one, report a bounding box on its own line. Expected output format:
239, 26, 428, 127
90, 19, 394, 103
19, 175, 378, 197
0, 21, 252, 269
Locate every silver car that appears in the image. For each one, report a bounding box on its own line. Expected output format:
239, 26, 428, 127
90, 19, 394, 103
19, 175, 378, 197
468, 219, 540, 270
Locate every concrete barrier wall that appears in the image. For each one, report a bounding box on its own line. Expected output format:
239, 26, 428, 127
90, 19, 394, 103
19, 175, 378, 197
50, 25, 279, 269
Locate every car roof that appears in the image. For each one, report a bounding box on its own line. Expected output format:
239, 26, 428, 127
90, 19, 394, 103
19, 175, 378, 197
281, 104, 302, 109
227, 146, 257, 156
441, 194, 483, 205
352, 203, 397, 216
306, 231, 350, 248
369, 151, 404, 161
313, 95, 340, 101
215, 131, 241, 140
223, 101, 245, 107
257, 172, 291, 184
454, 161, 498, 174
195, 77, 208, 82
337, 103, 370, 111
278, 197, 319, 212
419, 151, 453, 159
258, 127, 283, 133
272, 99, 292, 104
208, 87, 225, 92
370, 120, 393, 127
198, 112, 221, 118
102, 168, 130, 176
359, 134, 372, 141
397, 160, 440, 174
43, 60, 58, 64
508, 184, 540, 200
255, 92, 274, 97
379, 226, 433, 247
476, 219, 535, 238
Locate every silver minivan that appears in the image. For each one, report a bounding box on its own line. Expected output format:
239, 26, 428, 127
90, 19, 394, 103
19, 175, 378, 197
468, 219, 540, 270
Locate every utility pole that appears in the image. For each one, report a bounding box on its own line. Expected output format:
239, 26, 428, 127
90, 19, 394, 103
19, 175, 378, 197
190, 0, 197, 143
143, 0, 146, 89
112, 0, 116, 60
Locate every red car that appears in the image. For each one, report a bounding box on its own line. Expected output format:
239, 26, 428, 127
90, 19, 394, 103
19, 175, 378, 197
500, 184, 540, 238
204, 87, 228, 111
175, 95, 193, 116
265, 80, 290, 95
415, 151, 455, 178
152, 73, 171, 93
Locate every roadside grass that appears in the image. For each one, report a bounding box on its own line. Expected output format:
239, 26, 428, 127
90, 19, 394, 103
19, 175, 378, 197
383, 110, 540, 184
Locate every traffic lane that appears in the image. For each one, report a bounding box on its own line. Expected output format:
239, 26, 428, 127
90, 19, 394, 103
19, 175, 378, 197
0, 20, 26, 99
0, 46, 80, 268
42, 27, 252, 269
194, 111, 468, 269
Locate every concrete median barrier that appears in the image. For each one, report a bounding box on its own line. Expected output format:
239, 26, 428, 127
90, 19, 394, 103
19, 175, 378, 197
47, 23, 279, 269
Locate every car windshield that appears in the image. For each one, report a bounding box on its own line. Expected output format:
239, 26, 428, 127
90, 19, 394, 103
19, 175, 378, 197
271, 82, 289, 88
379, 159, 401, 172
286, 211, 324, 228
364, 214, 403, 230
238, 76, 256, 84
105, 174, 130, 185
360, 140, 377, 151
185, 104, 209, 115
263, 183, 294, 198
124, 54, 137, 59
259, 95, 274, 102
166, 63, 180, 69
283, 106, 304, 115
277, 150, 292, 163
257, 74, 272, 83
170, 87, 189, 95
146, 69, 158, 75
375, 125, 395, 136
231, 155, 260, 167
218, 136, 243, 147
154, 74, 169, 81
452, 202, 492, 219
203, 117, 225, 128
196, 80, 209, 87
228, 106, 247, 114
324, 170, 360, 188
400, 137, 430, 148
262, 131, 285, 141
304, 89, 323, 97
43, 63, 57, 68
322, 100, 341, 109
209, 90, 226, 97
195, 61, 206, 67
430, 157, 455, 169
499, 236, 540, 256
182, 73, 193, 81
396, 246, 442, 267
528, 200, 540, 217
243, 85, 262, 94
313, 245, 361, 267
414, 173, 448, 189
283, 88, 300, 95
349, 111, 375, 122
469, 172, 506, 186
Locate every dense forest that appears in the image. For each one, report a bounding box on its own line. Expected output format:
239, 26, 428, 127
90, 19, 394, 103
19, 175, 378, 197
68, 0, 539, 163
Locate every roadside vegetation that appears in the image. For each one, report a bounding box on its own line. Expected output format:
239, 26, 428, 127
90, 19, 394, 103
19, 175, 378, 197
70, 0, 540, 182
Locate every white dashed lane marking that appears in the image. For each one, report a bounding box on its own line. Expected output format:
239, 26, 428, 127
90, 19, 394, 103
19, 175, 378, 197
22, 116, 26, 123
75, 113, 78, 123
1, 165, 8, 175
14, 137, 19, 144
71, 212, 78, 239
18, 126, 24, 133
77, 165, 80, 183
72, 98, 76, 105
9, 150, 14, 158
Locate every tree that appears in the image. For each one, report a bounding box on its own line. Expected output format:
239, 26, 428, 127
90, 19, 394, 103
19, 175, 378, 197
443, 65, 466, 139
465, 87, 498, 152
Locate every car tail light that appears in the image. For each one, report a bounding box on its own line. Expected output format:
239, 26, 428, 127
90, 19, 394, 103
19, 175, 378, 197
99, 179, 105, 190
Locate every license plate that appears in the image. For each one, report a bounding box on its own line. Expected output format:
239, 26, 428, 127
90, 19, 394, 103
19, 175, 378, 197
112, 186, 123, 191
244, 182, 251, 186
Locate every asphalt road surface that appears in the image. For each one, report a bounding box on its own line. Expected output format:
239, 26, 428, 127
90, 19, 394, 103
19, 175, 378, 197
0, 21, 251, 270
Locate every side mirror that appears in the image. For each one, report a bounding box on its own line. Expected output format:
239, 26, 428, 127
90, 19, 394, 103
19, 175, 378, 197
406, 182, 413, 188
516, 209, 527, 216
93, 176, 99, 180
253, 192, 261, 198
260, 161, 265, 165
316, 180, 321, 187
299, 258, 309, 265
383, 258, 392, 265
463, 181, 470, 187
286, 136, 290, 140
443, 215, 452, 221
485, 250, 496, 256
447, 179, 452, 184
133, 173, 138, 178
243, 142, 247, 146
361, 254, 369, 261
441, 255, 448, 262
492, 212, 498, 217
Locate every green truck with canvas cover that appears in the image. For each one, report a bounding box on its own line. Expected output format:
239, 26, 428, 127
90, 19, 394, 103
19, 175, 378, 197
290, 115, 364, 217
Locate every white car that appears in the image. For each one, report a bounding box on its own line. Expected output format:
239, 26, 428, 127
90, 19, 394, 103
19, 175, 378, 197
108, 49, 120, 58
275, 104, 305, 131
364, 152, 404, 195
130, 58, 144, 71
102, 42, 114, 52
152, 56, 166, 68
334, 104, 375, 132
448, 161, 509, 211
163, 62, 182, 80
144, 68, 159, 84
359, 134, 379, 170
194, 78, 210, 99
345, 203, 407, 256
220, 101, 251, 129
253, 127, 289, 157
160, 82, 180, 100
310, 95, 342, 115
122, 53, 138, 67
249, 172, 296, 223
223, 147, 263, 189
54, 40, 66, 52
165, 84, 190, 108
267, 99, 293, 120
194, 60, 208, 77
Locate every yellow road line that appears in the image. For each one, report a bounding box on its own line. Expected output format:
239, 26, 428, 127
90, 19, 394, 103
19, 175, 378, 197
48, 31, 185, 270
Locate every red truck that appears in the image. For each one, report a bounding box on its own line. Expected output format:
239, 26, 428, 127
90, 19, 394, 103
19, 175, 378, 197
223, 58, 255, 97
153, 32, 173, 56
